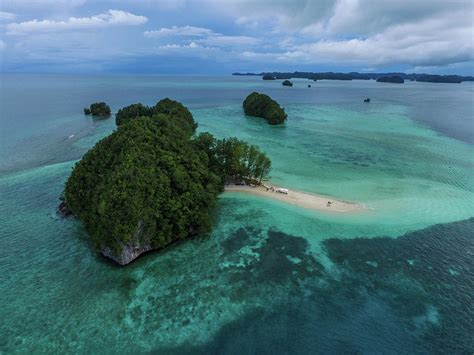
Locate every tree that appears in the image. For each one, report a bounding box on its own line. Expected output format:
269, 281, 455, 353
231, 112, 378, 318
115, 98, 197, 134
89, 102, 111, 116
243, 92, 287, 125
115, 103, 153, 126
64, 98, 272, 265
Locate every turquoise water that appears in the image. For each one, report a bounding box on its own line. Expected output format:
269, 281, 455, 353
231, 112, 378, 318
1, 75, 473, 353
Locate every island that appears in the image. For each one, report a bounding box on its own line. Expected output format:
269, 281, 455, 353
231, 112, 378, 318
63, 99, 272, 265
232, 71, 474, 83
262, 74, 276, 80
376, 76, 404, 84
243, 92, 287, 125
84, 102, 111, 116
282, 80, 293, 86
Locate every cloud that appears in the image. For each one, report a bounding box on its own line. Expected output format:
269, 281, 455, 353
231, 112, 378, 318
1, 0, 473, 73
6, 9, 148, 35
0, 40, 6, 50
0, 11, 16, 21
198, 35, 259, 46
144, 25, 260, 48
144, 26, 214, 38
233, 11, 473, 69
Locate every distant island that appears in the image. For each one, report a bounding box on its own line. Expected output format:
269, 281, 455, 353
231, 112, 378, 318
243, 92, 287, 125
233, 71, 474, 83
64, 99, 272, 265
262, 74, 276, 80
282, 80, 293, 87
84, 102, 111, 116
376, 76, 404, 84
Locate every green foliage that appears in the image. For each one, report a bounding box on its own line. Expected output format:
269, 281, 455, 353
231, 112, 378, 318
83, 107, 91, 115
65, 114, 220, 253
89, 102, 111, 116
243, 92, 287, 125
282, 80, 293, 86
194, 134, 271, 185
154, 98, 198, 134
115, 98, 197, 134
65, 98, 272, 261
115, 103, 152, 126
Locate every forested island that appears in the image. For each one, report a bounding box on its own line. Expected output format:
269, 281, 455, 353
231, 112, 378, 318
233, 71, 473, 83
243, 92, 287, 125
64, 99, 271, 265
262, 74, 276, 80
376, 76, 404, 83
84, 102, 111, 116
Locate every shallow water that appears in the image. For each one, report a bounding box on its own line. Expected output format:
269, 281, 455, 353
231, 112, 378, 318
0, 75, 473, 353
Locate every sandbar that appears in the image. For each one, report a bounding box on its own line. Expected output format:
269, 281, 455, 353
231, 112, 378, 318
224, 184, 366, 213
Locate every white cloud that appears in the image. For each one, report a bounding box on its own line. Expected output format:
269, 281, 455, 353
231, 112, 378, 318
144, 25, 260, 48
0, 11, 16, 21
234, 12, 473, 68
144, 26, 214, 38
6, 10, 148, 35
0, 40, 6, 50
198, 35, 259, 46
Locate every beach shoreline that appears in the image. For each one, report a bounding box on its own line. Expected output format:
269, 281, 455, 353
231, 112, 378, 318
224, 184, 366, 213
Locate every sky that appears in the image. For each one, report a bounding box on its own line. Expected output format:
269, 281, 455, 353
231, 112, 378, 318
0, 0, 473, 74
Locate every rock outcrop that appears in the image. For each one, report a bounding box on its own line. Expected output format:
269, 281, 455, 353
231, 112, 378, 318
100, 221, 153, 265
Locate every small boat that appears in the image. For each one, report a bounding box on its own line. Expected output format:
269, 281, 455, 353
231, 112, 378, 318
276, 188, 289, 194
364, 98, 371, 103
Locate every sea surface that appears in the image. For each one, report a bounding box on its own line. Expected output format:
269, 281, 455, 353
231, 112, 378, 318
0, 74, 473, 354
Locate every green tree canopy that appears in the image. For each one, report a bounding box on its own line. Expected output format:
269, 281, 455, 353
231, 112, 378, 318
115, 98, 197, 134
115, 103, 153, 126
89, 102, 111, 116
65, 98, 272, 264
243, 92, 287, 125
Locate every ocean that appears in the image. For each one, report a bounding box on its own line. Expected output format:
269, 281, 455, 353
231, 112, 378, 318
1, 74, 473, 353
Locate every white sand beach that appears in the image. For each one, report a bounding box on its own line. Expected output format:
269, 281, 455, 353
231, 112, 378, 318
224, 184, 366, 213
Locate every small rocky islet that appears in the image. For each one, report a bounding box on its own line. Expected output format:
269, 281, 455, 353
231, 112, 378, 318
243, 92, 287, 125
84, 102, 111, 116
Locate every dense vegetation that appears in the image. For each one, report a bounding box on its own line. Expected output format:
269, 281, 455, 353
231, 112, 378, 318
376, 76, 404, 84
243, 92, 287, 125
115, 103, 153, 125
194, 133, 271, 185
84, 102, 111, 116
115, 98, 197, 132
232, 71, 474, 83
282, 80, 293, 87
64, 99, 271, 264
416, 75, 462, 83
